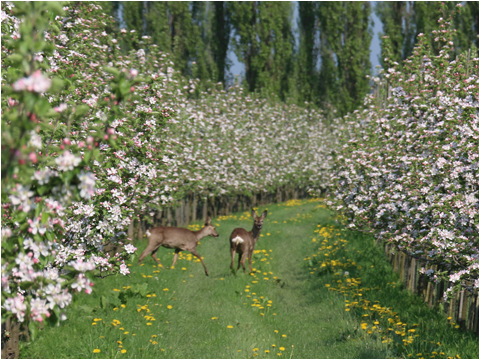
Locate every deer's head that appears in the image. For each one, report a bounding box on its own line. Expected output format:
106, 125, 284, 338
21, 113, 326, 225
251, 209, 268, 230
204, 216, 219, 237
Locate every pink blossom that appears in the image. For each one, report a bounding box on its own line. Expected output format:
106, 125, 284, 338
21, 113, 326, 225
12, 70, 51, 93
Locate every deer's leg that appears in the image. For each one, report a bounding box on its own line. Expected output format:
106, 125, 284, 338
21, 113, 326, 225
236, 250, 243, 271
248, 250, 253, 274
240, 252, 247, 273
190, 249, 209, 276
230, 247, 236, 270
171, 248, 180, 268
151, 248, 163, 267
138, 243, 158, 264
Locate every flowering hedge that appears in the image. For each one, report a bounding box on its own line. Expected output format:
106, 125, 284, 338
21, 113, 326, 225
329, 5, 478, 299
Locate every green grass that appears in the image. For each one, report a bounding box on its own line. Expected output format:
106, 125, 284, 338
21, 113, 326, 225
19, 200, 478, 359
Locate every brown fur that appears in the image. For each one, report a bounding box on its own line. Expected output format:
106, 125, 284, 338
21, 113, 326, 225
229, 210, 267, 273
138, 217, 218, 276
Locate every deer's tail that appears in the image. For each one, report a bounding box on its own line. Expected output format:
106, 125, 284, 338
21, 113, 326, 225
231, 236, 244, 246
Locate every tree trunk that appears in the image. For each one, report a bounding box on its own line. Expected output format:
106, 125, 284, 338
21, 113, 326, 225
1, 317, 20, 359
202, 198, 208, 221
167, 207, 173, 226
192, 193, 197, 223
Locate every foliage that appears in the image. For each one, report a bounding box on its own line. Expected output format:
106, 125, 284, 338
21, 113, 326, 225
329, 5, 479, 299
1, 1, 339, 342
0, 0, 175, 338
375, 2, 479, 68
317, 1, 373, 116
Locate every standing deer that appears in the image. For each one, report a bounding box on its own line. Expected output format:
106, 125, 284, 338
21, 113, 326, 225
138, 216, 219, 276
229, 209, 268, 273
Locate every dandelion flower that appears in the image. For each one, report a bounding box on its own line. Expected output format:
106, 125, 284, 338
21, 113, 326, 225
167, 305, 173, 309
282, 334, 287, 338
227, 325, 233, 329
211, 317, 218, 320
93, 349, 101, 353
280, 347, 285, 351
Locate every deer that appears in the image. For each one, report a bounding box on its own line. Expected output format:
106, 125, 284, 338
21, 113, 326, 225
229, 209, 268, 273
137, 216, 219, 276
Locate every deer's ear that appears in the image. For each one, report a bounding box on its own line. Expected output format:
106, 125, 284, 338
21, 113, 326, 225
205, 216, 211, 225
251, 209, 257, 218
262, 210, 268, 219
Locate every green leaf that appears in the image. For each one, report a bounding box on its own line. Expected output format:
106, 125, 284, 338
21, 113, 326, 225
29, 321, 38, 341
5, 53, 23, 64
74, 105, 90, 117
83, 150, 92, 164
103, 66, 120, 78
41, 212, 49, 224
48, 77, 64, 94
47, 308, 59, 327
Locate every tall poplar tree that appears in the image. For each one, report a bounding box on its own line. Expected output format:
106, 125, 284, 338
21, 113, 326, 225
230, 1, 294, 100
210, 1, 231, 84
317, 1, 372, 115
297, 1, 319, 103
376, 2, 479, 68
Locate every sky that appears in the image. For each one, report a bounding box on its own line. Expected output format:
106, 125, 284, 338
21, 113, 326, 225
228, 2, 384, 81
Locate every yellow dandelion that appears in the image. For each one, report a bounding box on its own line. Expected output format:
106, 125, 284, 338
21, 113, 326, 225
280, 347, 285, 351
167, 305, 173, 309
227, 325, 234, 329
93, 349, 101, 353
211, 317, 218, 320
282, 334, 287, 338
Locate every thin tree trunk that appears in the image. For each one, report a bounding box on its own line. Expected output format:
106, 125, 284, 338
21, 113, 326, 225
202, 197, 208, 221
192, 193, 197, 223
167, 207, 173, 226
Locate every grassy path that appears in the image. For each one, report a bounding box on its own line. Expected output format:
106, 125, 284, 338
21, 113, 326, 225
20, 200, 477, 359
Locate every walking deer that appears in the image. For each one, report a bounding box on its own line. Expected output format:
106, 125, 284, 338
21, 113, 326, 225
138, 217, 219, 276
229, 209, 268, 273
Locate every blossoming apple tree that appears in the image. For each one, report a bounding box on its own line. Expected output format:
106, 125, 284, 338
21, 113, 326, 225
330, 5, 478, 299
